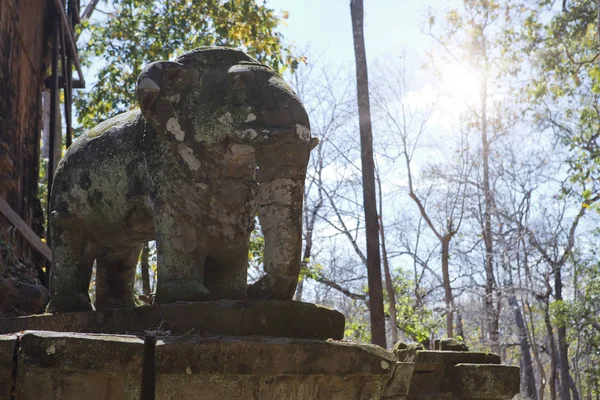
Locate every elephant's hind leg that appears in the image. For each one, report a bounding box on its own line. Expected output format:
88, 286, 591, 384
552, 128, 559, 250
46, 226, 97, 313
95, 245, 142, 310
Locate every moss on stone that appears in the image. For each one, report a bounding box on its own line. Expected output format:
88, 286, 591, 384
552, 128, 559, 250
87, 109, 141, 139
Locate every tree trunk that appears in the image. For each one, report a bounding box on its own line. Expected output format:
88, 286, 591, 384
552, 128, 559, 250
379, 217, 397, 344
508, 293, 537, 400
544, 301, 558, 400
377, 174, 397, 344
455, 308, 464, 340
555, 265, 579, 400
350, 0, 386, 348
441, 237, 453, 337
480, 72, 499, 354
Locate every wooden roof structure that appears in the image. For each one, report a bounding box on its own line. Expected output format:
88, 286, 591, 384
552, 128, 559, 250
0, 0, 98, 269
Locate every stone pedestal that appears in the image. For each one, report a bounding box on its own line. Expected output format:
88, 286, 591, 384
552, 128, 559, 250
0, 331, 413, 400
0, 301, 520, 400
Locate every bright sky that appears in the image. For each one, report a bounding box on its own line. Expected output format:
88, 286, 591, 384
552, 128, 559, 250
270, 0, 459, 64
269, 0, 479, 121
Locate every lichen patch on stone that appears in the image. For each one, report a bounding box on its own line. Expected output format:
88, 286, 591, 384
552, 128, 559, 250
295, 124, 310, 141
218, 112, 233, 126
245, 113, 257, 122
166, 94, 181, 103
380, 360, 390, 370
178, 143, 201, 170
87, 109, 140, 138
166, 118, 185, 141
46, 345, 56, 355
242, 129, 257, 140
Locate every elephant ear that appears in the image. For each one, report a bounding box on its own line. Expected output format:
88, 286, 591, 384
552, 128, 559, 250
136, 61, 196, 140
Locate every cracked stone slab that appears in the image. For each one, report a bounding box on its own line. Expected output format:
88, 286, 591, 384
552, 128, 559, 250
0, 300, 345, 339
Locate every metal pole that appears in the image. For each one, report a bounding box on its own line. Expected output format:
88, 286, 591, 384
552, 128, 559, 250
140, 336, 157, 400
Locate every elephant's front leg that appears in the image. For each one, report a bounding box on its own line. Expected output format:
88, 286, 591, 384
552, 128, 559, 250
153, 204, 209, 304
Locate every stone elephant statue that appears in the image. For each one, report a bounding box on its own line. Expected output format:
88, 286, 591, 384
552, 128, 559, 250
46, 47, 317, 313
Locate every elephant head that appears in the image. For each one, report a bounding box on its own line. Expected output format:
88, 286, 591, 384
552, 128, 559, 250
136, 47, 318, 299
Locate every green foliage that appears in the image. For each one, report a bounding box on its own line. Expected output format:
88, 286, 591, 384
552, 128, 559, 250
523, 0, 600, 202
344, 308, 371, 343
343, 268, 438, 344
391, 269, 439, 343
549, 299, 568, 327
248, 228, 264, 271
37, 158, 49, 226
564, 259, 600, 395
75, 0, 296, 131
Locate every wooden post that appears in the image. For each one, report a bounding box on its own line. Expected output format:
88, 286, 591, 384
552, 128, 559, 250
0, 198, 52, 263
47, 21, 59, 247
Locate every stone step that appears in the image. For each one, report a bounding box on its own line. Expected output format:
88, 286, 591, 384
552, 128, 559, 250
0, 300, 344, 339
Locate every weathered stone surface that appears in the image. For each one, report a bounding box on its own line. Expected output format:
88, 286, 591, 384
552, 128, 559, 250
434, 338, 469, 352
408, 350, 501, 367
47, 47, 319, 314
5, 331, 402, 400
0, 300, 345, 339
444, 363, 520, 399
405, 350, 517, 400
0, 334, 16, 400
14, 331, 143, 400
155, 336, 395, 400
381, 362, 414, 399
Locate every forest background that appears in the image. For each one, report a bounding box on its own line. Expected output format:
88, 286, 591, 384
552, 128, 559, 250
41, 0, 600, 399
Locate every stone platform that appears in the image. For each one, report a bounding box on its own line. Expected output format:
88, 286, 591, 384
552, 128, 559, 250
0, 300, 344, 339
0, 331, 413, 400
0, 302, 521, 399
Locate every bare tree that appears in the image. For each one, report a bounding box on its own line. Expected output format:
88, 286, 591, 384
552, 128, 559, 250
372, 58, 471, 338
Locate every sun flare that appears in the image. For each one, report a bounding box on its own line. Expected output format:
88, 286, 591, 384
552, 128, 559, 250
438, 62, 481, 113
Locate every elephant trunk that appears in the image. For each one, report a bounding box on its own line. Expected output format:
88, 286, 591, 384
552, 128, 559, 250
248, 141, 312, 299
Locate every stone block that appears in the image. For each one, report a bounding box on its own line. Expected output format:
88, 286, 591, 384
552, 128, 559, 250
155, 336, 396, 400
406, 350, 518, 400
0, 334, 16, 400
413, 350, 501, 367
444, 363, 520, 399
381, 362, 414, 399
14, 331, 143, 400
0, 301, 345, 340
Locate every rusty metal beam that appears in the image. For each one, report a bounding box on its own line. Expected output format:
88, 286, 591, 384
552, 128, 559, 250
44, 76, 85, 89
60, 20, 73, 149
47, 25, 59, 247
52, 0, 85, 87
